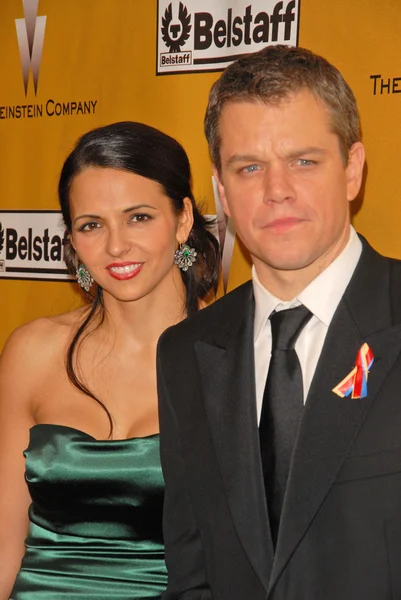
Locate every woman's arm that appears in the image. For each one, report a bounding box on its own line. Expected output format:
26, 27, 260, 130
0, 325, 37, 599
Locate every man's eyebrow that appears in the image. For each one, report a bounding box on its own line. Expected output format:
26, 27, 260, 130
224, 154, 262, 166
285, 147, 327, 159
224, 147, 327, 167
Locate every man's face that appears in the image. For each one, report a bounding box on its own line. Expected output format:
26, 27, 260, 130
214, 90, 364, 290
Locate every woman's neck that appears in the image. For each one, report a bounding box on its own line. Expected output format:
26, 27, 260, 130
99, 270, 188, 348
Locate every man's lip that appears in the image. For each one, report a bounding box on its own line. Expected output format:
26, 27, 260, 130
264, 217, 305, 229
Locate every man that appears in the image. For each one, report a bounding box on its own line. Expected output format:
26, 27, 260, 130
157, 45, 401, 600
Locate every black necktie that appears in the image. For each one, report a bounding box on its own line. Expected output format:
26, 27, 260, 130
259, 305, 312, 547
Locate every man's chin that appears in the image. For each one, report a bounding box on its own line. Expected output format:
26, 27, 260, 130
253, 253, 316, 274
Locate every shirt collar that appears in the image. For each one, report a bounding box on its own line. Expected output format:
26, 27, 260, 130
252, 226, 362, 341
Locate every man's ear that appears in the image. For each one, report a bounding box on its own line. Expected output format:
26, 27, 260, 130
212, 167, 231, 217
346, 142, 365, 202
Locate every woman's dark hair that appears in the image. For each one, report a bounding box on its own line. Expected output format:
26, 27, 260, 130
59, 121, 220, 433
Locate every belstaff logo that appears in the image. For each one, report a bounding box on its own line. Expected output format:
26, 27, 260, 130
157, 0, 300, 75
161, 2, 191, 52
0, 211, 74, 282
15, 0, 46, 96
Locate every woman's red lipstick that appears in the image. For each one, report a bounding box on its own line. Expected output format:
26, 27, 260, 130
106, 262, 143, 280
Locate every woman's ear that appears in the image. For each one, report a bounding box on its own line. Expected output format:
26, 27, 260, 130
176, 197, 194, 244
68, 232, 76, 252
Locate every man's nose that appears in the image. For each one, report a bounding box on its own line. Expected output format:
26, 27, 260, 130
262, 164, 295, 205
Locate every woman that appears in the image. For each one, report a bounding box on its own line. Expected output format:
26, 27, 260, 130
0, 122, 220, 599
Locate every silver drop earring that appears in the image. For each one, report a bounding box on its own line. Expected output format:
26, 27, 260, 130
76, 263, 94, 292
174, 243, 197, 272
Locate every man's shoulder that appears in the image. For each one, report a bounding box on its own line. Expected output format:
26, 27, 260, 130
360, 236, 401, 278
388, 256, 401, 269
180, 279, 253, 333
160, 280, 253, 347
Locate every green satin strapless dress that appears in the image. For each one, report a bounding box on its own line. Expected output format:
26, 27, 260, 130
11, 424, 167, 599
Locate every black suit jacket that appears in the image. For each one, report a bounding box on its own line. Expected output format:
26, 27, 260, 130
157, 239, 401, 600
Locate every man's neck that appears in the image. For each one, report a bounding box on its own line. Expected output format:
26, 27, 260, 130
253, 266, 318, 301
253, 229, 352, 301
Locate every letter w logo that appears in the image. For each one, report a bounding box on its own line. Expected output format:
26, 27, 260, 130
15, 0, 46, 96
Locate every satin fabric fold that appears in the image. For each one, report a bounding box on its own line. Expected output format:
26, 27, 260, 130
11, 424, 167, 599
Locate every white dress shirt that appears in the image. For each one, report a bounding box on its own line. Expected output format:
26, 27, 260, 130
253, 226, 363, 423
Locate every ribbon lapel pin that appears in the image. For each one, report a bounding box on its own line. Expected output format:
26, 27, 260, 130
332, 343, 374, 399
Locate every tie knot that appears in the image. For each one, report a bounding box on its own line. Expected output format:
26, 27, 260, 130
269, 305, 312, 351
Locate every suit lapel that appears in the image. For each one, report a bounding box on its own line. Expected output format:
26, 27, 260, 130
269, 242, 401, 593
195, 282, 273, 593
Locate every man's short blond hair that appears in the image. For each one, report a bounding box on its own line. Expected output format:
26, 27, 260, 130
204, 45, 361, 172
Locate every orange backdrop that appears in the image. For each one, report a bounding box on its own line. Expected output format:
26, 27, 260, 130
1, 0, 401, 349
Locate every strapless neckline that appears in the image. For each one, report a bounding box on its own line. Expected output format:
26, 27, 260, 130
30, 423, 160, 443
13, 421, 166, 599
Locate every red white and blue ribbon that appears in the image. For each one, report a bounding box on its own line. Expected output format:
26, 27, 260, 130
332, 343, 374, 399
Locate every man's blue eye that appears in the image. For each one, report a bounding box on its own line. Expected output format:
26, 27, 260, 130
243, 165, 259, 173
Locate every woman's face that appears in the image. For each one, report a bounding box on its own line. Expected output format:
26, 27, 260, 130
69, 167, 193, 303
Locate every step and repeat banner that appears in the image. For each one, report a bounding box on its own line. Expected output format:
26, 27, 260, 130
1, 0, 400, 348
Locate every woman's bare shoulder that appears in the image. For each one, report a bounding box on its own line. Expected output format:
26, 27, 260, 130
0, 308, 92, 407
1, 307, 89, 364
